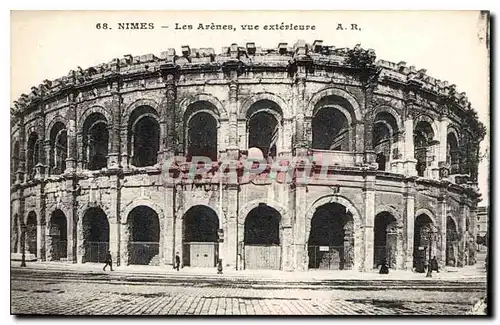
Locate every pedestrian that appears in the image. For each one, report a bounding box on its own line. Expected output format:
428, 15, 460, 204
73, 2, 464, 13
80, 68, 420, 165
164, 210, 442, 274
378, 258, 389, 274
175, 252, 180, 271
431, 256, 439, 273
217, 259, 223, 274
103, 251, 113, 271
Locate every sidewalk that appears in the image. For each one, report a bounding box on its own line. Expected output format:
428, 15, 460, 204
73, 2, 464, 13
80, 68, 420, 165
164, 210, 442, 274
11, 261, 487, 283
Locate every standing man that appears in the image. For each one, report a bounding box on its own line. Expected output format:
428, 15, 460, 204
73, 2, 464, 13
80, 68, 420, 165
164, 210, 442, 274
103, 250, 113, 271
175, 252, 181, 271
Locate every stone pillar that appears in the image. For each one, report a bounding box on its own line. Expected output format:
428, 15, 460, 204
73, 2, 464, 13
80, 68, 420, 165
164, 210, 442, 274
457, 202, 467, 267
163, 72, 177, 161
109, 220, 119, 265
293, 74, 307, 155
282, 118, 293, 156
119, 125, 129, 169
65, 181, 76, 263
293, 185, 307, 271
65, 93, 77, 173
227, 74, 239, 159
403, 117, 417, 176
364, 174, 376, 271
224, 184, 238, 269
16, 114, 26, 184
405, 183, 416, 269
470, 205, 478, 265
108, 174, 120, 265
364, 85, 375, 164
119, 222, 129, 266
163, 186, 175, 266
437, 196, 447, 269
107, 83, 121, 169
438, 117, 449, 164
173, 194, 183, 265
37, 193, 46, 261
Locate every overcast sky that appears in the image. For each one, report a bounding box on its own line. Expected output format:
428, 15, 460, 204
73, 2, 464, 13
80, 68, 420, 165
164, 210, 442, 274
10, 10, 490, 205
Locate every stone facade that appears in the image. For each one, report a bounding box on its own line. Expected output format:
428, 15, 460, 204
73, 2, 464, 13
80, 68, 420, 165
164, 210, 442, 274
10, 40, 485, 272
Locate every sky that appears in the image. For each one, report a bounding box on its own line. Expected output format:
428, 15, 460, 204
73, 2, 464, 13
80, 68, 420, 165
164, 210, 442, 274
10, 10, 490, 205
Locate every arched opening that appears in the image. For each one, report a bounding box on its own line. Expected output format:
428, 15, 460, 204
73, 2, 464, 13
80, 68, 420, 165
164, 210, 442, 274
49, 209, 67, 261
26, 211, 37, 258
26, 132, 40, 179
128, 106, 160, 167
446, 216, 459, 266
182, 205, 220, 267
49, 122, 67, 175
247, 100, 282, 159
413, 213, 434, 270
312, 107, 350, 151
414, 121, 435, 177
308, 202, 354, 270
373, 112, 399, 171
186, 112, 218, 162
82, 208, 109, 263
12, 140, 20, 183
128, 206, 160, 265
12, 214, 19, 253
83, 113, 108, 171
447, 132, 459, 175
373, 212, 398, 268
244, 204, 282, 269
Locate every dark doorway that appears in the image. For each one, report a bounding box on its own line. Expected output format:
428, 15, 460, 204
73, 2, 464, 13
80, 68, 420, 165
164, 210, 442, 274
244, 204, 282, 269
82, 208, 109, 263
49, 209, 67, 261
187, 112, 218, 161
128, 206, 160, 265
373, 212, 397, 268
308, 202, 354, 270
26, 211, 37, 258
183, 205, 220, 267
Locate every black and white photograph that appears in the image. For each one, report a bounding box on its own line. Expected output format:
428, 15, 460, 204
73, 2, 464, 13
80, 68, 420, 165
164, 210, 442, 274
9, 10, 490, 316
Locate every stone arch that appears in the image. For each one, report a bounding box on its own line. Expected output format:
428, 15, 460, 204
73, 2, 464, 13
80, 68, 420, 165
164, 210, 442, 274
305, 195, 362, 231
306, 87, 362, 122
122, 198, 164, 266
371, 105, 403, 131
415, 208, 437, 224
78, 201, 111, 224
305, 194, 363, 271
121, 198, 165, 224
122, 98, 160, 126
375, 205, 403, 223
45, 115, 68, 140
239, 199, 288, 226
78, 105, 111, 132
373, 209, 403, 269
413, 114, 438, 138
183, 102, 220, 161
81, 206, 110, 263
47, 208, 68, 261
180, 94, 227, 120
447, 126, 460, 144
239, 92, 289, 119
180, 202, 222, 226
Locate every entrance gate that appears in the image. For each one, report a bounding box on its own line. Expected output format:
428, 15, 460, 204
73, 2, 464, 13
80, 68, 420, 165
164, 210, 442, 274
244, 244, 281, 270
183, 242, 218, 267
308, 245, 353, 270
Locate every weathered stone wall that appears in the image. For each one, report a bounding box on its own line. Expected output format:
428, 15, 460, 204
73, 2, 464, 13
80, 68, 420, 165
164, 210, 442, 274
10, 41, 484, 272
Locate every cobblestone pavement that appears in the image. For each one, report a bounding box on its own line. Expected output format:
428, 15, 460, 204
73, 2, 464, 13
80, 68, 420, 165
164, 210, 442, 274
11, 271, 485, 316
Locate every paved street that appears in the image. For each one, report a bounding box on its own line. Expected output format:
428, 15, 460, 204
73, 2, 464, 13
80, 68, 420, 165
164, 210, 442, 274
11, 266, 487, 316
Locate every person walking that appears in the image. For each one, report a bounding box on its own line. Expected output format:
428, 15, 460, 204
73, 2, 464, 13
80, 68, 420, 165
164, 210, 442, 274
175, 252, 181, 271
103, 251, 113, 271
378, 258, 389, 274
431, 256, 440, 273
